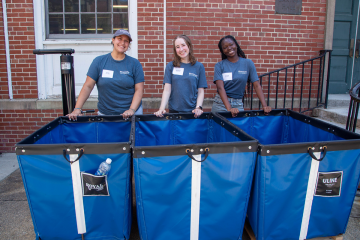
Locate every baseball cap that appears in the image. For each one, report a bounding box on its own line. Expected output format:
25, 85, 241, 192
113, 29, 132, 42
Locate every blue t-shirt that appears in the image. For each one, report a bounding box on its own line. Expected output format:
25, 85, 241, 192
213, 58, 258, 99
163, 61, 208, 112
87, 53, 144, 115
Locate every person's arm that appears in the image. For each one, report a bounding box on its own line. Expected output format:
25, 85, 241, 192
154, 83, 171, 117
122, 82, 144, 119
192, 88, 204, 118
253, 81, 271, 114
215, 80, 239, 117
67, 76, 96, 120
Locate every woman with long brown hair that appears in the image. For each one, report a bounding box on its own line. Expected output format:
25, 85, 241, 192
154, 35, 207, 118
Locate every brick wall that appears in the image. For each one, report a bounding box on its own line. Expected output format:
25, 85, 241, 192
0, 0, 37, 99
0, 109, 61, 152
138, 0, 326, 101
0, 0, 40, 152
0, 0, 328, 152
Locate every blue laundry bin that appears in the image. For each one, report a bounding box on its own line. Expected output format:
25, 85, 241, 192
216, 109, 360, 240
132, 113, 258, 240
15, 116, 132, 240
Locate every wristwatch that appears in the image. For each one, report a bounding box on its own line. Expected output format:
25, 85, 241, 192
196, 106, 203, 110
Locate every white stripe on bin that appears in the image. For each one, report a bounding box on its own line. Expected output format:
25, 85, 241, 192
70, 154, 86, 234
190, 154, 202, 240
299, 152, 320, 240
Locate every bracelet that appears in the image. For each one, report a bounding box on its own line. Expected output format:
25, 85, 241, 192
74, 108, 82, 113
129, 108, 136, 113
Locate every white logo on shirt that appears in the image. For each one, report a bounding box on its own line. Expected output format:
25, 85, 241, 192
238, 71, 247, 74
222, 72, 233, 81
189, 73, 198, 78
173, 67, 184, 75
120, 71, 130, 75
102, 70, 114, 78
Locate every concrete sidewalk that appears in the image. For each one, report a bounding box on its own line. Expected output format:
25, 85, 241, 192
0, 153, 359, 240
0, 153, 18, 182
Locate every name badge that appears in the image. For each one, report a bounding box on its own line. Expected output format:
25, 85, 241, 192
102, 70, 114, 78
173, 67, 184, 76
222, 72, 232, 81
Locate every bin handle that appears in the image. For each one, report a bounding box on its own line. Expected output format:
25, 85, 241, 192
307, 146, 327, 161
186, 148, 209, 162
63, 148, 84, 164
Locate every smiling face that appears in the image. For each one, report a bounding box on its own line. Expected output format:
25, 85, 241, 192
174, 37, 190, 62
221, 38, 238, 58
112, 35, 130, 54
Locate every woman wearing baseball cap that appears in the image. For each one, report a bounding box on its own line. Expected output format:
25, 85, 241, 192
67, 29, 144, 120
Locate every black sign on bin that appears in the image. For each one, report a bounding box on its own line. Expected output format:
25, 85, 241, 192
81, 172, 110, 196
315, 171, 343, 197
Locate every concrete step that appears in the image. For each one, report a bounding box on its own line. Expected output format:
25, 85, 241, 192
312, 107, 359, 127
327, 94, 350, 108
312, 115, 360, 134
312, 94, 360, 132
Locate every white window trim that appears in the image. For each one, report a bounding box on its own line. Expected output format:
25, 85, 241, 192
33, 0, 138, 99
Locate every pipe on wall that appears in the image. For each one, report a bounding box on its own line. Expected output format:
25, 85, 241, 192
2, 0, 13, 99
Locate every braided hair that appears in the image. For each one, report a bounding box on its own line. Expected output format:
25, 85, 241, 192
218, 35, 251, 105
218, 35, 246, 60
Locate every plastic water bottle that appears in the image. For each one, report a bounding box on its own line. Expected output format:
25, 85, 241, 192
95, 158, 112, 176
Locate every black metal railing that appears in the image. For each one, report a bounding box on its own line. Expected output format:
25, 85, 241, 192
246, 50, 332, 113
346, 81, 360, 132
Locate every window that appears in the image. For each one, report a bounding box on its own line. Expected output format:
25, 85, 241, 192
45, 0, 128, 39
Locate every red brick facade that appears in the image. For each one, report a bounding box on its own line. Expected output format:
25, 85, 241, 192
0, 0, 327, 152
0, 0, 37, 99
138, 0, 326, 100
0, 0, 42, 152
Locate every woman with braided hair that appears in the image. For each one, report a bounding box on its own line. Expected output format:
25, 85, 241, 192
211, 35, 271, 117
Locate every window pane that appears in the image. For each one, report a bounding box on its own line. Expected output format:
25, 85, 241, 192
49, 0, 63, 12
98, 0, 112, 12
113, 0, 128, 13
113, 13, 128, 31
81, 14, 96, 34
49, 14, 63, 34
65, 14, 80, 34
81, 0, 95, 12
65, 0, 79, 12
97, 14, 111, 33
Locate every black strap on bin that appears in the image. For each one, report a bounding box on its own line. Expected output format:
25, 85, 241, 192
308, 146, 327, 161
63, 148, 84, 164
186, 148, 209, 162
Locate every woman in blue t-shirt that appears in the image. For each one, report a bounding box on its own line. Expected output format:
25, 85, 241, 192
154, 35, 208, 118
212, 35, 271, 117
67, 29, 144, 120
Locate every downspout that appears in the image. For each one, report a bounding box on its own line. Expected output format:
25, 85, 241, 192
350, 0, 360, 89
164, 0, 166, 70
2, 0, 13, 99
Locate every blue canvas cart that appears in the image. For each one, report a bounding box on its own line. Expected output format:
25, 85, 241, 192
217, 109, 360, 240
132, 113, 258, 240
16, 116, 132, 240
